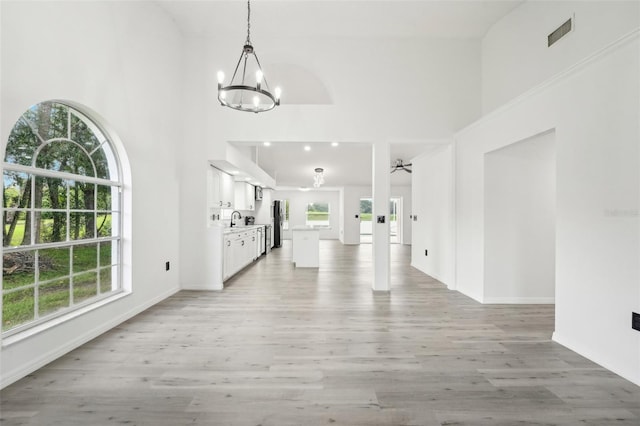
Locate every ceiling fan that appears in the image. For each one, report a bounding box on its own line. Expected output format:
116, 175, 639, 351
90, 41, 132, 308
391, 159, 412, 174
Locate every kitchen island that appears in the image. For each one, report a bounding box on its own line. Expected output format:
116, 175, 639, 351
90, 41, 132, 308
291, 226, 320, 268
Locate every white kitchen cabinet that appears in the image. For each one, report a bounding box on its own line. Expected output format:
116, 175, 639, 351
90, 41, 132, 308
222, 228, 259, 279
209, 167, 235, 209
234, 182, 255, 211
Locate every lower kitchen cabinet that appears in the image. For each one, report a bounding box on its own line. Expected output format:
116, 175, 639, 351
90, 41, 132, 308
223, 228, 258, 280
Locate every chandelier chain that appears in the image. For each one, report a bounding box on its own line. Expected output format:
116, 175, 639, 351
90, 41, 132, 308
246, 0, 251, 45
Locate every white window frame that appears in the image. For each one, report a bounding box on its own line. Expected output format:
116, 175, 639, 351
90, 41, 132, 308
305, 202, 330, 228
2, 101, 124, 337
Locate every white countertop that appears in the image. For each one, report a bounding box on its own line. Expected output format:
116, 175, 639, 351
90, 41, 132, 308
223, 224, 267, 234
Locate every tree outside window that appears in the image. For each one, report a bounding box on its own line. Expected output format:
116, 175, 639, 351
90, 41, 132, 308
2, 101, 123, 335
306, 202, 330, 228
282, 200, 290, 230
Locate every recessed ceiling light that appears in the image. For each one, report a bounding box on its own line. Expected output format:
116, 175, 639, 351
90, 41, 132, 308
304, 146, 311, 151
245, 177, 252, 182
263, 142, 271, 146
230, 170, 239, 175
299, 186, 310, 191
331, 142, 339, 147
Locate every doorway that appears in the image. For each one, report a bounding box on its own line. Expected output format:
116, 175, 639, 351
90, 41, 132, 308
484, 130, 556, 303
359, 197, 402, 244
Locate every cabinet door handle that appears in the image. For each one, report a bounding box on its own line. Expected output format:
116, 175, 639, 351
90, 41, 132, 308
219, 201, 223, 206
227, 202, 232, 207
226, 241, 231, 246
241, 241, 245, 246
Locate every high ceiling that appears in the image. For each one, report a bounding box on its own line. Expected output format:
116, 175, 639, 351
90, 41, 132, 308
159, 0, 524, 188
159, 0, 524, 39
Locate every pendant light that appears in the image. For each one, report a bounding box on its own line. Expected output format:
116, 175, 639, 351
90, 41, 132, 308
313, 168, 325, 188
217, 0, 281, 113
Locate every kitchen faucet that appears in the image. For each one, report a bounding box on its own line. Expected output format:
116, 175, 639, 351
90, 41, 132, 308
230, 211, 242, 227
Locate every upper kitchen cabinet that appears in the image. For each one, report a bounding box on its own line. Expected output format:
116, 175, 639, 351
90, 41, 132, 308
234, 181, 255, 211
208, 166, 235, 209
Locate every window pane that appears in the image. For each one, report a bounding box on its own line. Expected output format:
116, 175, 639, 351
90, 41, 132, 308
2, 251, 35, 290
97, 213, 115, 238
36, 141, 95, 177
35, 176, 67, 209
73, 272, 97, 304
38, 247, 70, 282
3, 288, 35, 331
72, 243, 98, 274
69, 182, 95, 210
4, 118, 40, 166
23, 102, 68, 141
69, 212, 95, 240
3, 210, 28, 247
38, 279, 70, 317
36, 211, 67, 244
3, 171, 31, 209
99, 266, 115, 293
92, 147, 110, 180
99, 241, 114, 267
70, 113, 102, 153
96, 185, 113, 211
306, 202, 330, 227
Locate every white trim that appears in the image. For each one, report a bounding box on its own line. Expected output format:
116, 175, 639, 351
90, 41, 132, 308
553, 332, 640, 387
0, 286, 180, 389
458, 28, 640, 137
482, 297, 555, 304
181, 283, 224, 291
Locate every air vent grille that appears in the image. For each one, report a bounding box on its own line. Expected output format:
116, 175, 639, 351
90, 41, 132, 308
548, 18, 572, 47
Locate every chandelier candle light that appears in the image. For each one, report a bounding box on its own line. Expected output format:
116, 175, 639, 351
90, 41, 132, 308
217, 0, 281, 113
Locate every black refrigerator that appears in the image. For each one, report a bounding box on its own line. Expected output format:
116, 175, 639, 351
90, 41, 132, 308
272, 200, 284, 248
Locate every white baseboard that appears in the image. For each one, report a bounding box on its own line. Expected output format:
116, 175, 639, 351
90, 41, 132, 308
553, 332, 640, 387
181, 282, 223, 291
482, 297, 555, 304
1, 286, 180, 389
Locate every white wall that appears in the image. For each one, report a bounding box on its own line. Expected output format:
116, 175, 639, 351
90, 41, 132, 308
1, 1, 183, 387
272, 190, 340, 240
411, 145, 454, 286
482, 0, 640, 113
484, 131, 556, 303
456, 4, 639, 384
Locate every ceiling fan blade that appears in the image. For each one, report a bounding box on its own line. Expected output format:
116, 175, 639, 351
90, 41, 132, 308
406, 169, 412, 173
390, 168, 398, 173
405, 163, 412, 167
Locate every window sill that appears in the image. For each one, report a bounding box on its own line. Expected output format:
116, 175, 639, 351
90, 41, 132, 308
2, 291, 131, 348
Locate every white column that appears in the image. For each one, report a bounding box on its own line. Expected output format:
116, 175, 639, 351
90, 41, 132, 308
372, 140, 391, 292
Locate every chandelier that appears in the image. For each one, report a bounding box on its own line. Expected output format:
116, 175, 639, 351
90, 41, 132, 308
313, 168, 325, 188
217, 0, 281, 113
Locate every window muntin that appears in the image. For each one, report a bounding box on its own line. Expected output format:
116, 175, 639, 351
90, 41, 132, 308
305, 202, 330, 228
2, 101, 122, 335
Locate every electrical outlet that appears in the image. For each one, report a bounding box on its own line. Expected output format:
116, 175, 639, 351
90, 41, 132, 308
633, 312, 640, 332
165, 261, 170, 271
425, 249, 428, 256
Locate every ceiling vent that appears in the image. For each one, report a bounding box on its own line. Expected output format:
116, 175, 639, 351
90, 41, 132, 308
548, 18, 573, 47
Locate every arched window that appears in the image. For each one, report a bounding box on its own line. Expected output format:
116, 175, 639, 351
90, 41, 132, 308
2, 101, 123, 335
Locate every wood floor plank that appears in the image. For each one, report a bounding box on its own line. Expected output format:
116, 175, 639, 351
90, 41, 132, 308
1, 240, 638, 425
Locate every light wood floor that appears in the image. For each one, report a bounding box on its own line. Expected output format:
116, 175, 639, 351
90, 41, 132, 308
1, 241, 639, 425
